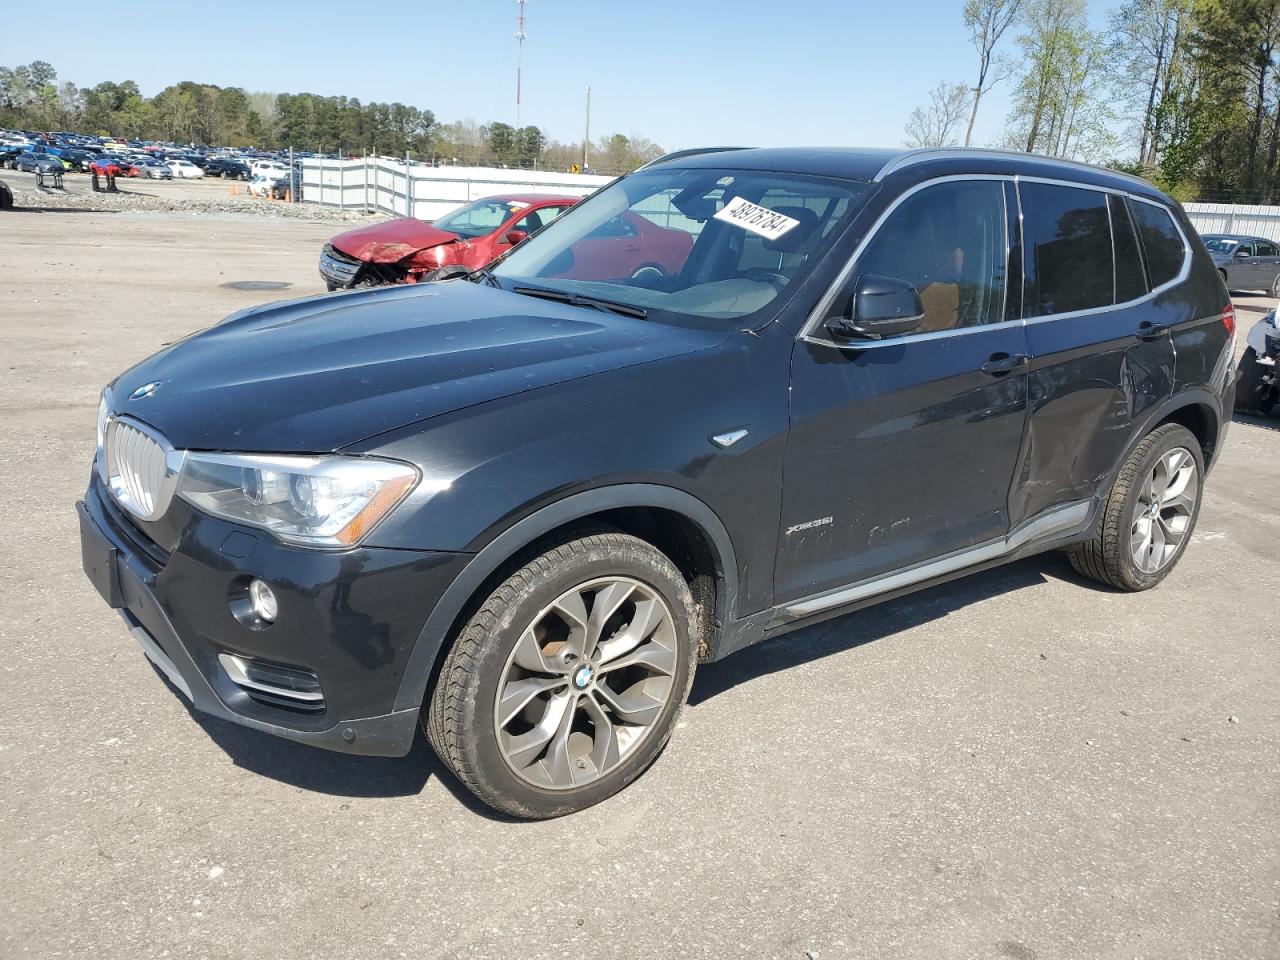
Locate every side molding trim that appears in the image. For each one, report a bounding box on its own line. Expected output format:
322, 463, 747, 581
779, 500, 1090, 621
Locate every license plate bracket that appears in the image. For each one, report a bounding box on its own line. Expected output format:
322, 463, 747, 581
79, 502, 123, 608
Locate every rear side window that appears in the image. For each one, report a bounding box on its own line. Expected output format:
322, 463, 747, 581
1128, 199, 1186, 288
1020, 182, 1113, 317
1109, 194, 1148, 302
1257, 240, 1279, 256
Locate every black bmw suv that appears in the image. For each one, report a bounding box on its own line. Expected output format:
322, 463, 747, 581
79, 147, 1236, 818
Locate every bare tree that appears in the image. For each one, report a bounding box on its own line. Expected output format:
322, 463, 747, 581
963, 0, 1023, 146
1108, 0, 1193, 166
904, 81, 973, 148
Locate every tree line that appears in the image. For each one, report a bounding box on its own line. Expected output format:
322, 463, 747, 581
0, 62, 665, 174
906, 0, 1280, 202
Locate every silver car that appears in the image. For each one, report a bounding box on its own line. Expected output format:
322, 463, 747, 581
1203, 234, 1280, 296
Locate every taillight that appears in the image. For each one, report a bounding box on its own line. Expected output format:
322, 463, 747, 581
1222, 301, 1235, 336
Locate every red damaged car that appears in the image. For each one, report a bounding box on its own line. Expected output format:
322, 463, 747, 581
319, 193, 693, 290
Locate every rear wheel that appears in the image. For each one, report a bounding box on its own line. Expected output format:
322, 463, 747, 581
426, 531, 698, 819
1235, 347, 1276, 416
1068, 424, 1203, 591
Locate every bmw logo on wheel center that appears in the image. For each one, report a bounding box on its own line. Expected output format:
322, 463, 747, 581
572, 664, 594, 689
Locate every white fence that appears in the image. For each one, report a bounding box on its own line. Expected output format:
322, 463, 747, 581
296, 166, 1280, 242
1185, 203, 1280, 242
297, 157, 612, 221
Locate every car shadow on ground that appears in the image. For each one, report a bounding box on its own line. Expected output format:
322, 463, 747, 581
152, 549, 1094, 819
150, 667, 514, 818
689, 550, 1089, 706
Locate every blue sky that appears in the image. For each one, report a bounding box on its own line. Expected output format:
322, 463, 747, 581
5, 0, 1111, 151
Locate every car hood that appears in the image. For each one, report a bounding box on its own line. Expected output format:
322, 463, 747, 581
329, 217, 462, 263
111, 281, 725, 452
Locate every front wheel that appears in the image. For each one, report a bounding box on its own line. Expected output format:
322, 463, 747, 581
1068, 423, 1204, 591
426, 531, 698, 818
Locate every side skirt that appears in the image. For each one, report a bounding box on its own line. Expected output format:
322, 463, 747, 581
710, 500, 1094, 662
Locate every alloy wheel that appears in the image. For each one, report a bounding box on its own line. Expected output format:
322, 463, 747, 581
1130, 446, 1199, 574
494, 576, 678, 790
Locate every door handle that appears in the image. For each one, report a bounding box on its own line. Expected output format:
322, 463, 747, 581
980, 353, 1028, 376
1136, 321, 1169, 341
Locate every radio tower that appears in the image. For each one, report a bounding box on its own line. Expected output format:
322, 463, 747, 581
515, 0, 527, 129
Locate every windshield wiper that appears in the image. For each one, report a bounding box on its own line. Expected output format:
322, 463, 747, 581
512, 285, 648, 319
468, 266, 501, 287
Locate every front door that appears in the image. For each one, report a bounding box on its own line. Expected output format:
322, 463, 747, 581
776, 178, 1029, 604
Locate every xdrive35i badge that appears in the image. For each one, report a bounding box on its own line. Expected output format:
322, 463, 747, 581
129, 381, 162, 400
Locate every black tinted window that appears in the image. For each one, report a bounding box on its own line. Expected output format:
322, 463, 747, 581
1110, 194, 1148, 302
1129, 200, 1185, 288
1257, 240, 1279, 256
1021, 183, 1113, 316
852, 179, 1007, 333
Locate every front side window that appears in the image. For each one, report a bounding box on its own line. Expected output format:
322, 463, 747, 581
1129, 199, 1187, 288
493, 168, 869, 324
1021, 182, 1113, 317
844, 179, 1008, 333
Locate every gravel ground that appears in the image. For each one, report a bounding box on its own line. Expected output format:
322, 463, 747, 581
1, 210, 1278, 960
2, 168, 386, 221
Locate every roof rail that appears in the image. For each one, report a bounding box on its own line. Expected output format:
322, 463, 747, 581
637, 146, 751, 170
873, 147, 1159, 191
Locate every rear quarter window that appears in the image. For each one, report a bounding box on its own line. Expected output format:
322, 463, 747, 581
1128, 199, 1186, 289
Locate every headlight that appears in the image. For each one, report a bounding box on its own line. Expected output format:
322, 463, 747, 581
177, 453, 418, 548
95, 387, 112, 464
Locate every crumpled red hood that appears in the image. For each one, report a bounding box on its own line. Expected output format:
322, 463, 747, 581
329, 217, 461, 263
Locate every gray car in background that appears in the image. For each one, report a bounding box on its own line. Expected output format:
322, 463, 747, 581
1203, 233, 1280, 295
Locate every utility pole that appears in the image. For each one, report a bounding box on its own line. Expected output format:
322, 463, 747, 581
583, 86, 591, 171
515, 0, 526, 129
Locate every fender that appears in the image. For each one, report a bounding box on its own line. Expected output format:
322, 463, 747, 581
1099, 388, 1226, 503
391, 483, 740, 713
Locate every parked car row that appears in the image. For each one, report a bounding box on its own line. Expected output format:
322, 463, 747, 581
0, 126, 315, 185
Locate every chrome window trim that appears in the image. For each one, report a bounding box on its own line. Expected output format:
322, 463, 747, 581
799, 173, 1193, 351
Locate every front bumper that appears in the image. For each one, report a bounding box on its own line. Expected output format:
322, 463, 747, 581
78, 475, 469, 756
319, 244, 363, 288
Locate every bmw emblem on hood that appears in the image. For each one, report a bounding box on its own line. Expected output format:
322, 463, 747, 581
129, 381, 162, 400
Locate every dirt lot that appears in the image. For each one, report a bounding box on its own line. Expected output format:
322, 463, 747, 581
1, 208, 1278, 960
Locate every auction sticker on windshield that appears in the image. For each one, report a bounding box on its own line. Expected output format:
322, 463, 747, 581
714, 196, 800, 240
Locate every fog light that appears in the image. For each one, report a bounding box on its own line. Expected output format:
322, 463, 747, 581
248, 579, 278, 622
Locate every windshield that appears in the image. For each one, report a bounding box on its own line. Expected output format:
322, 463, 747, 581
1202, 237, 1238, 254
434, 198, 530, 239
492, 167, 870, 324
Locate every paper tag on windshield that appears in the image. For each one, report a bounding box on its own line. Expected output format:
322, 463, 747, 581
714, 196, 800, 240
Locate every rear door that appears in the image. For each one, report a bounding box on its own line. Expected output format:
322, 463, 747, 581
1012, 183, 1177, 527
776, 178, 1029, 603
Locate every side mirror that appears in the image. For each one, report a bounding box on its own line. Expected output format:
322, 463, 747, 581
503, 229, 528, 246
1235, 249, 1251, 259
824, 273, 925, 341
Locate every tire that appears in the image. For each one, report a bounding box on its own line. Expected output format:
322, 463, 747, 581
1234, 347, 1276, 416
425, 531, 698, 819
1068, 423, 1204, 591
1272, 273, 1280, 298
